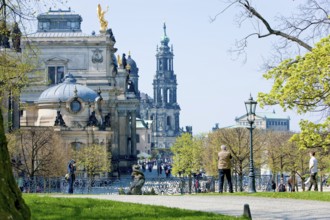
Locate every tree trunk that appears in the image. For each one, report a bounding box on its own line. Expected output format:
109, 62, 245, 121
0, 108, 30, 219
239, 173, 243, 192
188, 174, 192, 194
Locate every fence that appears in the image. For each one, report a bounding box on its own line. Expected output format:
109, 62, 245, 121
16, 174, 291, 195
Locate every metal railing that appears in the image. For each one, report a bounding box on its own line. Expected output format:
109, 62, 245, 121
16, 175, 292, 195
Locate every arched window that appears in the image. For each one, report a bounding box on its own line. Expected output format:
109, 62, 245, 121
167, 116, 171, 126
167, 89, 170, 103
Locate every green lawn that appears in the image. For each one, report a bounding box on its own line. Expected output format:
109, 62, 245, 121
23, 194, 246, 220
200, 191, 330, 202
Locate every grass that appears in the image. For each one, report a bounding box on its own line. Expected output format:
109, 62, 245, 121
197, 191, 330, 202
234, 191, 330, 202
23, 194, 247, 220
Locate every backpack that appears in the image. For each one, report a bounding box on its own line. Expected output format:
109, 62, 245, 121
278, 183, 286, 192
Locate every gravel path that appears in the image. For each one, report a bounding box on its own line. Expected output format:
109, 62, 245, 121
54, 194, 330, 220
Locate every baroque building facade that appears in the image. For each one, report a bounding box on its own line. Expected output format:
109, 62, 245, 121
19, 8, 140, 175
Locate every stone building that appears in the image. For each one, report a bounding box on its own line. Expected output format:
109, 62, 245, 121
136, 118, 152, 155
139, 23, 181, 149
19, 8, 139, 175
235, 110, 290, 131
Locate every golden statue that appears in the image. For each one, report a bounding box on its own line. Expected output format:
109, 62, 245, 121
117, 54, 122, 66
97, 4, 109, 32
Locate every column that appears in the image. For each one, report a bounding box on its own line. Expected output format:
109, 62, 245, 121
131, 111, 136, 156
118, 110, 128, 157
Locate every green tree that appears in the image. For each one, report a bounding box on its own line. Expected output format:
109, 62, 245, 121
200, 133, 218, 177
171, 133, 203, 193
0, 43, 32, 220
73, 144, 111, 182
259, 35, 330, 150
171, 133, 202, 176
0, 105, 30, 219
0, 1, 65, 218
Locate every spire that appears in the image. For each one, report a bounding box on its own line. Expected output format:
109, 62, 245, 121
160, 23, 170, 45
163, 22, 167, 37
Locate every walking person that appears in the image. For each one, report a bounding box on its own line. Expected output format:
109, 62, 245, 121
271, 180, 276, 192
218, 145, 233, 193
67, 159, 76, 194
308, 151, 318, 191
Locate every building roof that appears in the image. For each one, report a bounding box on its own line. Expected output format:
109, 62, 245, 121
27, 32, 91, 38
38, 74, 98, 103
37, 8, 83, 33
136, 118, 152, 129
236, 111, 290, 121
256, 111, 290, 120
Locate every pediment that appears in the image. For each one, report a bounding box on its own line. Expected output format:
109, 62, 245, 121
44, 56, 70, 64
235, 114, 264, 121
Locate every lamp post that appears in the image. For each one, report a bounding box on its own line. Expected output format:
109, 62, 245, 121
244, 94, 257, 193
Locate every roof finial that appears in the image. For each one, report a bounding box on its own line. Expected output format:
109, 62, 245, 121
128, 51, 131, 57
74, 86, 78, 98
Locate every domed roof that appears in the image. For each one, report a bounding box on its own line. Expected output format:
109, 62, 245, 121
127, 55, 139, 76
38, 74, 98, 103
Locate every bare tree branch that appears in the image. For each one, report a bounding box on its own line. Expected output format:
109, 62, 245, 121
238, 0, 313, 51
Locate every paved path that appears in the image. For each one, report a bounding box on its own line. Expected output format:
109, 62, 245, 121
55, 194, 330, 220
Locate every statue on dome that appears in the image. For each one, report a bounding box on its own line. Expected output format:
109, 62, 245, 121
97, 4, 109, 32
122, 53, 127, 69
87, 111, 99, 127
104, 113, 111, 127
127, 80, 136, 93
54, 110, 66, 127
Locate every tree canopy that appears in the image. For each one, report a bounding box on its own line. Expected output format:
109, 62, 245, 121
259, 35, 330, 149
171, 133, 203, 177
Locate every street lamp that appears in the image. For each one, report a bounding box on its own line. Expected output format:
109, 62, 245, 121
244, 94, 257, 193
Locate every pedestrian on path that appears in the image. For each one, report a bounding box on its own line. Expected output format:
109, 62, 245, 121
278, 177, 286, 192
308, 151, 318, 191
217, 145, 233, 193
67, 159, 76, 194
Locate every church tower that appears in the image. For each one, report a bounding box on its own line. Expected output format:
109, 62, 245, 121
149, 23, 180, 149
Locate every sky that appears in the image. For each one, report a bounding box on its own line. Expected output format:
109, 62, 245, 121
36, 0, 321, 134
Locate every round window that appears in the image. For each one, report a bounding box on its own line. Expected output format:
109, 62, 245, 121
70, 100, 81, 113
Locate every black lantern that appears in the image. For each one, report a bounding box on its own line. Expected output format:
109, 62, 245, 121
245, 94, 257, 123
244, 94, 257, 193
